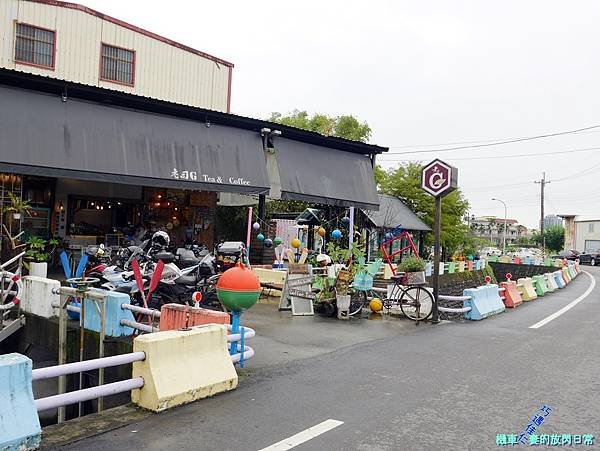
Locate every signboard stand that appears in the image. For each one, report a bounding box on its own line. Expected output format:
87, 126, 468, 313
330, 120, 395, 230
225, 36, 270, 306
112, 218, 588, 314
279, 264, 314, 315
421, 159, 459, 324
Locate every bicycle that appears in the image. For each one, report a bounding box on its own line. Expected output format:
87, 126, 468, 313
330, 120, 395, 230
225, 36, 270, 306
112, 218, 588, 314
350, 272, 434, 321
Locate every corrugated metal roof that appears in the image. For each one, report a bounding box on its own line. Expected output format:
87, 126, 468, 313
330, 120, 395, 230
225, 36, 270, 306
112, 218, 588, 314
363, 194, 431, 231
0, 68, 388, 156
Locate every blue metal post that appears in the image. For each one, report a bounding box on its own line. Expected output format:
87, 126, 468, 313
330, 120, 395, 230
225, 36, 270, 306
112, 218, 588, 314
230, 312, 240, 356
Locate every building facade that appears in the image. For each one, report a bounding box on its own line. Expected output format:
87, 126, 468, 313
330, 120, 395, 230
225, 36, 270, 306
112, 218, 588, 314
544, 214, 563, 229
470, 216, 532, 246
573, 219, 600, 253
0, 0, 233, 111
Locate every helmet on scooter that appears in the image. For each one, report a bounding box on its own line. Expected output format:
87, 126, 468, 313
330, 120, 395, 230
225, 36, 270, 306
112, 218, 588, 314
151, 231, 170, 248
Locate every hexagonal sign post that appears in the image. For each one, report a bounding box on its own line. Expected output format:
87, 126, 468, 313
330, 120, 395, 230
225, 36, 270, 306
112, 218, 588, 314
421, 159, 458, 198
421, 159, 458, 324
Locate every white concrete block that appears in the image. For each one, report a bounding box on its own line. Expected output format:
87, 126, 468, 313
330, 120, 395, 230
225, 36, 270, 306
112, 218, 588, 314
21, 276, 60, 318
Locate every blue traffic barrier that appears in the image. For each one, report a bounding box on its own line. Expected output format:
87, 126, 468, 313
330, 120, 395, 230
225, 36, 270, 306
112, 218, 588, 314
0, 354, 41, 450
84, 289, 135, 337
463, 284, 505, 320
553, 271, 565, 289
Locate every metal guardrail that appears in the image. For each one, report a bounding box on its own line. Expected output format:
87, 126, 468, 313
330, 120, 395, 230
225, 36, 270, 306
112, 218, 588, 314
36, 378, 144, 412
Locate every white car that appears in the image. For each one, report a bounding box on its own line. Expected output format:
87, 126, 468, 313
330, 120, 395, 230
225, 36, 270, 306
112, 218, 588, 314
511, 248, 541, 260
481, 247, 502, 257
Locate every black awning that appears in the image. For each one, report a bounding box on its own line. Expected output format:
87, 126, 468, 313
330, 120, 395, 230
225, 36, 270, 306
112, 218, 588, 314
272, 138, 380, 210
0, 86, 270, 194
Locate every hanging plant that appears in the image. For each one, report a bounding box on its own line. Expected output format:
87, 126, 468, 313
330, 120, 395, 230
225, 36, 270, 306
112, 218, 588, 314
4, 192, 32, 220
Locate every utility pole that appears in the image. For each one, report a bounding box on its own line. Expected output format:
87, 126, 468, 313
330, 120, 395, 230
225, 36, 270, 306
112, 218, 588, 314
535, 172, 550, 256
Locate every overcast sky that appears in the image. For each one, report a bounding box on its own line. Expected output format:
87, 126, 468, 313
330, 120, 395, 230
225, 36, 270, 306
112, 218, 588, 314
82, 0, 600, 228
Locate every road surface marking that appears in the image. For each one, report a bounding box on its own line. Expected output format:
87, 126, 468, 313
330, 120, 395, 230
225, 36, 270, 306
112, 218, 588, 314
529, 271, 596, 329
259, 419, 344, 451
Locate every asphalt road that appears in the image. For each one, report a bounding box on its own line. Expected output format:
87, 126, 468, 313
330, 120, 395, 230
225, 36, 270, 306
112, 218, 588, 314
57, 267, 600, 451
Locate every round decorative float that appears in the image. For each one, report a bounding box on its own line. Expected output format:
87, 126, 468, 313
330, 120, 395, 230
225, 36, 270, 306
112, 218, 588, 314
216, 263, 261, 312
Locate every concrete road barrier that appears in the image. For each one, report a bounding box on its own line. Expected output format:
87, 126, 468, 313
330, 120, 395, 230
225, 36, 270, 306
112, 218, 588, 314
561, 267, 571, 285
84, 289, 136, 337
159, 303, 230, 331
0, 354, 41, 451
517, 278, 538, 301
568, 265, 577, 279
463, 284, 505, 320
22, 276, 60, 319
499, 281, 523, 308
544, 273, 558, 292
131, 324, 237, 412
532, 275, 549, 297
553, 271, 566, 289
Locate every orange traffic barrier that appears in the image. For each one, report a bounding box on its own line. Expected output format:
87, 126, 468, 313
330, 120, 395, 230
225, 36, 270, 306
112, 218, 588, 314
159, 303, 230, 331
499, 281, 523, 308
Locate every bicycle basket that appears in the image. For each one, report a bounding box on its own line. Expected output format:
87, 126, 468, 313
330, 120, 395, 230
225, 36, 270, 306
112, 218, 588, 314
352, 271, 374, 291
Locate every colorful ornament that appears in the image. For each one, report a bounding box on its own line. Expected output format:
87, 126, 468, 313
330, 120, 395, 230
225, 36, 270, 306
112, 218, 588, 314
341, 216, 350, 227
332, 229, 342, 240
263, 238, 273, 248
291, 238, 301, 249
274, 236, 283, 246
257, 233, 265, 242
318, 227, 326, 237
216, 263, 261, 312
252, 222, 261, 231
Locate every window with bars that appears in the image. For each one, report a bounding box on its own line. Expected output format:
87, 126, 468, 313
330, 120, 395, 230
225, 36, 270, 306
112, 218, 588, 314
14, 23, 55, 68
100, 44, 135, 85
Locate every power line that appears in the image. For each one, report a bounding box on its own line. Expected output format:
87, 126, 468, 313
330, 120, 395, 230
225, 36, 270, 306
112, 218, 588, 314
386, 123, 600, 155
378, 145, 600, 161
389, 128, 600, 150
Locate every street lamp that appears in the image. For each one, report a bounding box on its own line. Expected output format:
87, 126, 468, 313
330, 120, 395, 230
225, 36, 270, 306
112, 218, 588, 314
491, 198, 507, 255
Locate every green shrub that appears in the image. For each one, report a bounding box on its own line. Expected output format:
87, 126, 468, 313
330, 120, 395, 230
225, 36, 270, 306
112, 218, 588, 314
398, 256, 425, 272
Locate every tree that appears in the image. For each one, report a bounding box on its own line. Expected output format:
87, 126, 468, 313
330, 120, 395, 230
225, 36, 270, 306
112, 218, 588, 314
532, 225, 564, 252
264, 110, 372, 218
268, 110, 371, 143
377, 162, 470, 257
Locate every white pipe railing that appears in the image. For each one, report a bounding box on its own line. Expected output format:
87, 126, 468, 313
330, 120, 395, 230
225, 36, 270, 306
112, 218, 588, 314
32, 352, 145, 381
229, 345, 255, 364
121, 303, 161, 318
35, 377, 144, 412
225, 325, 255, 342
120, 319, 158, 333
0, 251, 25, 270
51, 301, 80, 314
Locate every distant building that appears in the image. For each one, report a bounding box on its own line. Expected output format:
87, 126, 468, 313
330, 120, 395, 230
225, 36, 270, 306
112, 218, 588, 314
470, 216, 532, 246
544, 214, 563, 229
560, 216, 600, 252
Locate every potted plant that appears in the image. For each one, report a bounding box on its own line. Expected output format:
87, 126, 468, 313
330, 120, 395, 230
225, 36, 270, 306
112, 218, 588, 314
397, 256, 426, 285
25, 236, 58, 278
4, 192, 32, 220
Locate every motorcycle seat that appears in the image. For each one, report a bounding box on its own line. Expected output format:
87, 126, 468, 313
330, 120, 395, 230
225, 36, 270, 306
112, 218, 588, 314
115, 285, 132, 293
180, 256, 200, 267
175, 274, 198, 286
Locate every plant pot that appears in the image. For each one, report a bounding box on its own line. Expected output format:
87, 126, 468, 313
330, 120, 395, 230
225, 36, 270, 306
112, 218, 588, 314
403, 271, 426, 286
336, 294, 351, 320
29, 262, 48, 278
12, 213, 21, 220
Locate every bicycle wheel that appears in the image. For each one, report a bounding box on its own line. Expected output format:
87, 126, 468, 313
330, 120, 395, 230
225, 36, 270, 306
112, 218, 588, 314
384, 282, 403, 310
349, 290, 366, 316
399, 286, 433, 321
